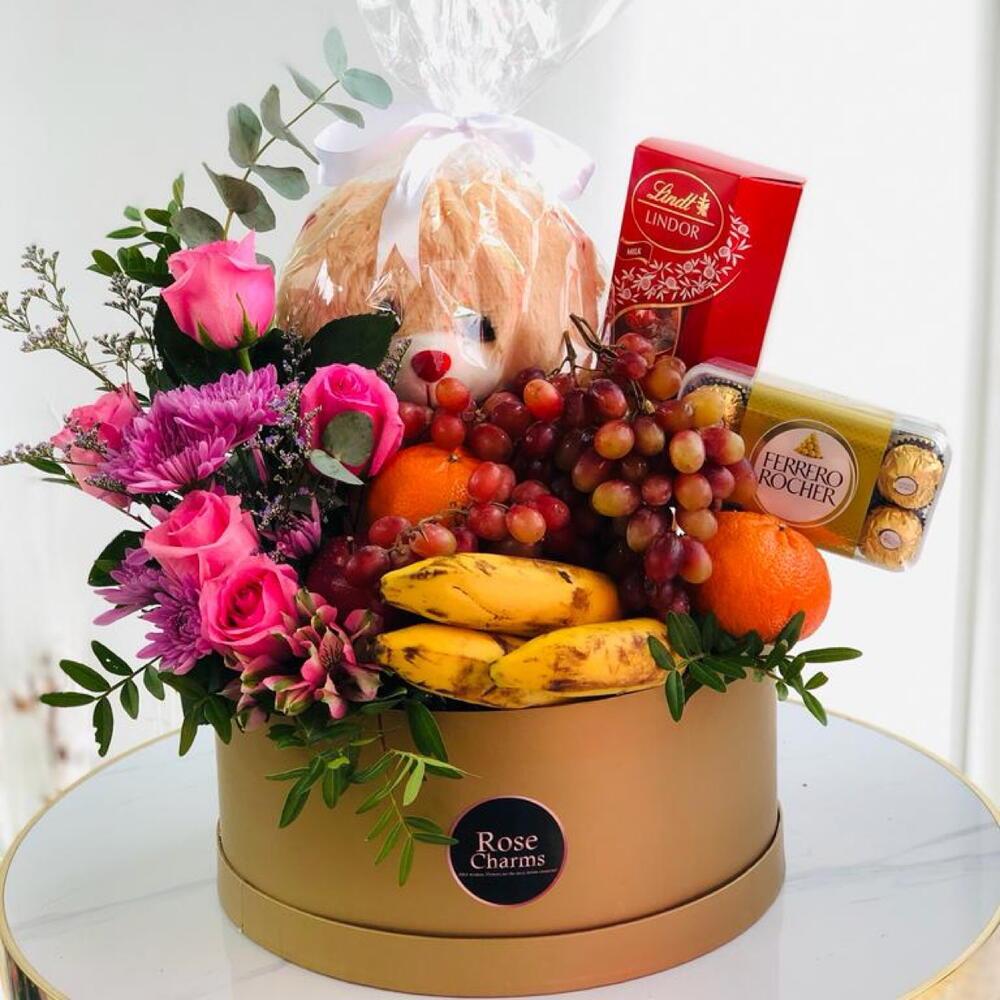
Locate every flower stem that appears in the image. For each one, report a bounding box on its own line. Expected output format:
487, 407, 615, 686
236, 347, 253, 374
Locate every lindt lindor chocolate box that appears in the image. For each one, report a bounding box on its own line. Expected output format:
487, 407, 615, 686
604, 139, 804, 370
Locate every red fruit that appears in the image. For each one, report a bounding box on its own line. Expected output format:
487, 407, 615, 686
641, 474, 673, 507
669, 429, 706, 474
495, 464, 517, 503
669, 588, 691, 615
701, 425, 746, 465
411, 522, 458, 557
410, 349, 451, 383
594, 419, 635, 460
344, 545, 391, 587
674, 473, 713, 511
490, 400, 533, 439
644, 533, 683, 583
453, 526, 479, 552
305, 538, 372, 615
619, 571, 649, 612
511, 480, 550, 504
435, 376, 472, 413
703, 464, 736, 500
614, 350, 649, 381
468, 462, 505, 503
619, 453, 650, 484
642, 358, 683, 402
729, 458, 758, 507
655, 399, 694, 434
399, 402, 432, 442
615, 333, 656, 366
632, 415, 666, 456
588, 378, 628, 420
591, 480, 641, 517
550, 372, 577, 396
555, 428, 592, 472
572, 448, 616, 493
626, 507, 669, 553
561, 389, 592, 429
506, 504, 547, 545
483, 390, 520, 415
367, 515, 411, 548
522, 421, 559, 458
535, 494, 571, 531
492, 537, 544, 559
676, 508, 718, 542
508, 367, 546, 396
430, 412, 466, 450
468, 422, 514, 463
624, 308, 658, 331
467, 502, 509, 541
647, 579, 677, 614
523, 379, 564, 421
678, 537, 712, 584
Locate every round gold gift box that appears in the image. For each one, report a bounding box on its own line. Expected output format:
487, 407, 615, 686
216, 678, 783, 996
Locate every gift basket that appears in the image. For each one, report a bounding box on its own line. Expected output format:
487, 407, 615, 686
1, 0, 949, 995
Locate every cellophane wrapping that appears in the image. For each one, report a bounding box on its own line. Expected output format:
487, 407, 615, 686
277, 0, 629, 400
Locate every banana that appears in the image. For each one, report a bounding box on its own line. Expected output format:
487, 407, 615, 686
373, 623, 563, 708
489, 618, 671, 699
379, 553, 622, 636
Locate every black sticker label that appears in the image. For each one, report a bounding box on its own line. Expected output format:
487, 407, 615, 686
448, 796, 566, 906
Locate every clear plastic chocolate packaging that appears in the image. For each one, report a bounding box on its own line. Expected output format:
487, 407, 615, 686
681, 361, 950, 570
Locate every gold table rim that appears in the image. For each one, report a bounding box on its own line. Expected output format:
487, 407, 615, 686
0, 705, 997, 1000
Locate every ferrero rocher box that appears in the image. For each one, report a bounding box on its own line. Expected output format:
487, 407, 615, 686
604, 138, 804, 371
216, 680, 783, 996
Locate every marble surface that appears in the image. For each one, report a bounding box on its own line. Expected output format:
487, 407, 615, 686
2, 705, 999, 1000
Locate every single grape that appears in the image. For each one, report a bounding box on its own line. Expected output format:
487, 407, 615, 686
678, 537, 712, 584
453, 526, 479, 552
410, 349, 451, 383
561, 388, 592, 429
483, 390, 520, 415
490, 399, 533, 439
588, 378, 629, 420
389, 545, 418, 570
619, 453, 650, 484
624, 308, 657, 331
687, 387, 726, 428
511, 480, 551, 504
655, 399, 695, 434
399, 401, 432, 442
729, 458, 758, 507
701, 425, 746, 465
632, 414, 666, 456
555, 428, 592, 472
674, 472, 713, 511
642, 358, 683, 402
467, 503, 509, 541
619, 571, 650, 612
535, 494, 571, 531
644, 532, 683, 583
676, 508, 718, 541
626, 507, 670, 553
591, 479, 641, 517
703, 464, 736, 500
523, 379, 565, 421
522, 421, 559, 458
367, 515, 411, 548
572, 449, 616, 493
640, 473, 673, 507
507, 504, 547, 545
614, 350, 649, 382
411, 522, 458, 558
468, 462, 505, 503
668, 588, 691, 615
508, 367, 546, 396
647, 579, 677, 614
495, 464, 517, 503
616, 332, 657, 366
435, 376, 472, 413
669, 429, 706, 474
550, 371, 577, 396
594, 419, 635, 460
468, 422, 514, 462
430, 411, 466, 450
343, 545, 391, 587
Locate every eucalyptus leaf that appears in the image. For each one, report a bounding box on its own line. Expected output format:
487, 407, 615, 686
322, 410, 374, 466
323, 102, 364, 128
259, 85, 319, 164
236, 184, 277, 233
288, 65, 324, 102
227, 103, 263, 168
203, 163, 260, 214
323, 27, 348, 77
252, 164, 309, 200
170, 207, 224, 248
309, 449, 364, 486
342, 68, 393, 109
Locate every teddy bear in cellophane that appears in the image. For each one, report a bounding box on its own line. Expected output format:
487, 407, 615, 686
276, 143, 603, 401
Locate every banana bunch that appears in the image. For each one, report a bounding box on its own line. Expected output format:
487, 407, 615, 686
376, 554, 671, 709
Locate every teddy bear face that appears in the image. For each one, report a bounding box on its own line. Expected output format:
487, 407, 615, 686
276, 157, 604, 401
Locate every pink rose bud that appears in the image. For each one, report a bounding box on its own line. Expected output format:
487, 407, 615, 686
300, 363, 404, 475
199, 554, 299, 666
162, 233, 275, 350
50, 386, 141, 509
143, 490, 259, 585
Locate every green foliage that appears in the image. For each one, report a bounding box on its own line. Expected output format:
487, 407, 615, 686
648, 611, 862, 726
321, 411, 374, 468
88, 531, 143, 587
305, 311, 399, 373
267, 699, 461, 887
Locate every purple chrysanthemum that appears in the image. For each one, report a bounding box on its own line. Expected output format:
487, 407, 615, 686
94, 547, 165, 625
104, 366, 282, 493
139, 574, 212, 675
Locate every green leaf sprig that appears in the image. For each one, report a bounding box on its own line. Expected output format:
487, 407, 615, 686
267, 695, 462, 886
648, 611, 861, 726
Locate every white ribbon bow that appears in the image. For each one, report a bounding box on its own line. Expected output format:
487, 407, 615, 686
315, 106, 595, 279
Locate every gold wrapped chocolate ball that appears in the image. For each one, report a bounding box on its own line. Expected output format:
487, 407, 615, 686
877, 443, 943, 509
859, 506, 923, 569
713, 384, 747, 430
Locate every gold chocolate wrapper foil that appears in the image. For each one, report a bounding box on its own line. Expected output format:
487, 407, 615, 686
692, 381, 746, 430
878, 443, 943, 509
860, 506, 923, 569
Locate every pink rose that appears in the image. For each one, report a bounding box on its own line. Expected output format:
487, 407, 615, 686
199, 554, 299, 666
143, 490, 259, 584
300, 363, 403, 475
51, 386, 141, 509
162, 233, 275, 350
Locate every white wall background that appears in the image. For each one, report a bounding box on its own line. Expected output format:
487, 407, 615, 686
1, 0, 996, 842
